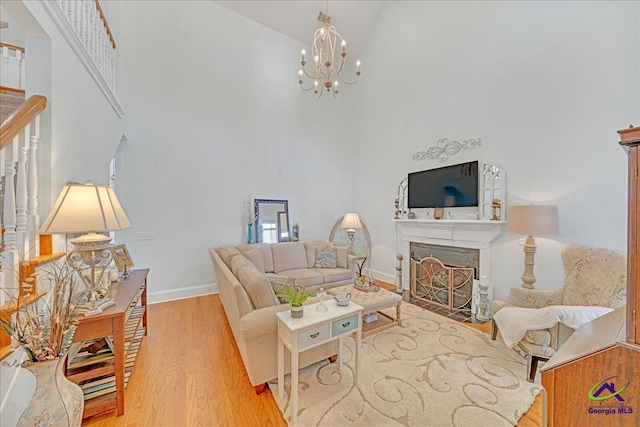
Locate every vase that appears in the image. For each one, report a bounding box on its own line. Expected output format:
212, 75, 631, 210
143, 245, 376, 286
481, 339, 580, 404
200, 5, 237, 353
247, 223, 254, 244
291, 305, 303, 318
18, 354, 84, 427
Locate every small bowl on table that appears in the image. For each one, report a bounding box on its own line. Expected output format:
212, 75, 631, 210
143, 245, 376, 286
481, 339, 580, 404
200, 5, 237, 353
334, 293, 352, 306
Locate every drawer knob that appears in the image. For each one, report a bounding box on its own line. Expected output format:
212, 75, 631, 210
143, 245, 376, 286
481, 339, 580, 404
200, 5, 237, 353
342, 322, 350, 327
310, 332, 319, 339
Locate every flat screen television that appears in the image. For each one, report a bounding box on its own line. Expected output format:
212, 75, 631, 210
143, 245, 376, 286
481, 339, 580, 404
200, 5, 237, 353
408, 161, 479, 208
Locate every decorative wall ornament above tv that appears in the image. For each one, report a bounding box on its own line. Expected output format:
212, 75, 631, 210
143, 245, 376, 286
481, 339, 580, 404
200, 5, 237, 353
413, 138, 482, 162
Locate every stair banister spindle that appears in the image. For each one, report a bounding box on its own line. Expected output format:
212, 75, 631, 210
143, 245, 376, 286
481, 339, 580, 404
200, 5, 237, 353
15, 124, 28, 258
79, 0, 88, 46
89, 8, 96, 57
1, 46, 8, 86
27, 116, 39, 259
3, 137, 18, 293
15, 49, 23, 90
74, 0, 82, 34
61, 0, 68, 17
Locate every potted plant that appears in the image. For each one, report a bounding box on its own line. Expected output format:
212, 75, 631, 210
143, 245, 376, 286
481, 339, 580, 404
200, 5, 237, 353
355, 257, 368, 286
276, 282, 315, 318
0, 259, 85, 425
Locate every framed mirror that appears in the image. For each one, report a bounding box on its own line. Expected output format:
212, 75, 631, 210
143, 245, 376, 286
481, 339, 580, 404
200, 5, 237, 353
254, 199, 290, 243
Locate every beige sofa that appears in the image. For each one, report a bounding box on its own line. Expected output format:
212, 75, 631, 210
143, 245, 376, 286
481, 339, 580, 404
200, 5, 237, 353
209, 240, 357, 391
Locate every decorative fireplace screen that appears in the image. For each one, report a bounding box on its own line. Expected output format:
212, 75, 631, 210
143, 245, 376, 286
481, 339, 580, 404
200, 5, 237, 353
410, 257, 474, 315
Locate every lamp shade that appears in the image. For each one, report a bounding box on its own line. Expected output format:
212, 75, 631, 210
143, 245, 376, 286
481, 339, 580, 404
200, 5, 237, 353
341, 213, 363, 230
508, 205, 558, 236
40, 181, 132, 234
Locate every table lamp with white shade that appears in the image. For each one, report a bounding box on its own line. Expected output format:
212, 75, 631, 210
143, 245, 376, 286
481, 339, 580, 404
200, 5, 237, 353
341, 212, 362, 254
39, 181, 132, 314
508, 205, 559, 289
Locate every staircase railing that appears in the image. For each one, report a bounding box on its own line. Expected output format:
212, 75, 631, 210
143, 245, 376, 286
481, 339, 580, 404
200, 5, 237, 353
0, 94, 51, 358
1, 95, 46, 305
49, 0, 117, 93
0, 42, 25, 92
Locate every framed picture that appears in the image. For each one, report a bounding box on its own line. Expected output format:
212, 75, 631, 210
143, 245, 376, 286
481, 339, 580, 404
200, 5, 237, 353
110, 244, 134, 273
434, 208, 444, 220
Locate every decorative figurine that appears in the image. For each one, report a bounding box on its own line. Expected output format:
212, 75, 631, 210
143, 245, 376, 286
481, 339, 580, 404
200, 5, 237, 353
316, 287, 328, 312
491, 199, 501, 220
292, 223, 300, 241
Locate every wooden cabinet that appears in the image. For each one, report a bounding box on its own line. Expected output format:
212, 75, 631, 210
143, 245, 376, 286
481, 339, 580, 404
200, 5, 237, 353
619, 126, 640, 344
540, 127, 640, 426
66, 269, 149, 418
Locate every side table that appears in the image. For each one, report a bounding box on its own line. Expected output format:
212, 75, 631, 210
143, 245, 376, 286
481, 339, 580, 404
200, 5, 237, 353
67, 269, 149, 418
277, 301, 363, 424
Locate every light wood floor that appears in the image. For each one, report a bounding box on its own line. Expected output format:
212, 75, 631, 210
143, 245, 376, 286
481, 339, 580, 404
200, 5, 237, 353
82, 288, 542, 427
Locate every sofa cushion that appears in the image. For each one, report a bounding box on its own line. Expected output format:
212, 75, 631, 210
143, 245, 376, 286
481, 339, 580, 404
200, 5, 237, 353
272, 242, 308, 273
335, 246, 349, 269
237, 243, 274, 273
236, 265, 280, 309
313, 268, 353, 284
277, 268, 323, 287
217, 245, 242, 268
304, 240, 332, 268
230, 254, 255, 277
242, 247, 266, 273
315, 247, 337, 268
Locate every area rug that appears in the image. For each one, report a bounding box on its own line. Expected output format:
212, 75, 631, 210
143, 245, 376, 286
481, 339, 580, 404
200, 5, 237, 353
269, 302, 541, 426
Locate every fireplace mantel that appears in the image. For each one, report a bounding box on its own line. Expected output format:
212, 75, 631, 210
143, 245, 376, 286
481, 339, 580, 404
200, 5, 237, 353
395, 219, 506, 289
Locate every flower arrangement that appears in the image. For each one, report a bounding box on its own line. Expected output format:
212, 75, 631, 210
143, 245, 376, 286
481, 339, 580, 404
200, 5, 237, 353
0, 260, 84, 362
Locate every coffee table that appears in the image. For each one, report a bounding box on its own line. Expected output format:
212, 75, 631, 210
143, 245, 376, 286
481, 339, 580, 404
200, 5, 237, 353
327, 284, 402, 336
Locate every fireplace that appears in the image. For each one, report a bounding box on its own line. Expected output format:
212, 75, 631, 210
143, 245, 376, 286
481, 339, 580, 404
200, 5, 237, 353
409, 243, 479, 319
395, 218, 504, 319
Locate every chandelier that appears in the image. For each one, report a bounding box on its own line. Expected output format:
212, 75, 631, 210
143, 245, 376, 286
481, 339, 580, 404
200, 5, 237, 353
298, 4, 361, 98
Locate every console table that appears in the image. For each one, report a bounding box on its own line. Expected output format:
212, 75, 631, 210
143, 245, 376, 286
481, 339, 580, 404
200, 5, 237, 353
66, 269, 149, 418
277, 301, 363, 424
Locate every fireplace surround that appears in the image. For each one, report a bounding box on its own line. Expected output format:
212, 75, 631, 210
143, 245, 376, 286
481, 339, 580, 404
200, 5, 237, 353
395, 219, 505, 290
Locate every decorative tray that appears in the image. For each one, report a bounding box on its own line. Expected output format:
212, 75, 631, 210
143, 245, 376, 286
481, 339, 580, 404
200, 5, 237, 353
354, 283, 380, 292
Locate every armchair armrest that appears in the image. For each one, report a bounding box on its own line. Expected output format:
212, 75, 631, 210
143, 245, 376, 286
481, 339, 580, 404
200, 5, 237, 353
507, 287, 564, 308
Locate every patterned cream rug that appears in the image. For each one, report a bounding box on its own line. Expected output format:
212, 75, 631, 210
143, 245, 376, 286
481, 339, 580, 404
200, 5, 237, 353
269, 302, 541, 426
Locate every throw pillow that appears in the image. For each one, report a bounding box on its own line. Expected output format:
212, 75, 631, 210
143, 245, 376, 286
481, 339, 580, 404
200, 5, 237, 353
335, 245, 349, 269
315, 247, 337, 269
243, 247, 266, 273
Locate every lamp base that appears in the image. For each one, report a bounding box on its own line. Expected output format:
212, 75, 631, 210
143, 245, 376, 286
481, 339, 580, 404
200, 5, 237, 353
78, 297, 116, 316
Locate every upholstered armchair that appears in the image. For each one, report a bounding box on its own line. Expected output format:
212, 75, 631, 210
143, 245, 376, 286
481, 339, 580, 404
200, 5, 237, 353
491, 243, 627, 381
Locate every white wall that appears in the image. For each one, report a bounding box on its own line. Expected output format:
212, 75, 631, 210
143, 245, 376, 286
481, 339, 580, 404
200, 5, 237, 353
353, 1, 640, 300
116, 1, 356, 301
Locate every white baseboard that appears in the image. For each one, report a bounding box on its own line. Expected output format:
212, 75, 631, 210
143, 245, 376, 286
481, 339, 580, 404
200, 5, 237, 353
371, 269, 396, 287
148, 282, 218, 304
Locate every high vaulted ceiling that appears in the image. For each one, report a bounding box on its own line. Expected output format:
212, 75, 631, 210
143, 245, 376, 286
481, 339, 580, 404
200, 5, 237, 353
214, 1, 382, 57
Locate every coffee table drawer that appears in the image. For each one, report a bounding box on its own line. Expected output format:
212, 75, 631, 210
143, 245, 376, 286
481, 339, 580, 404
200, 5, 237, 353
299, 324, 330, 349
332, 314, 358, 336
